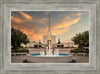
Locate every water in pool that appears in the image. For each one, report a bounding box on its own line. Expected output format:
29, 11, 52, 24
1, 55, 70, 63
31, 54, 68, 56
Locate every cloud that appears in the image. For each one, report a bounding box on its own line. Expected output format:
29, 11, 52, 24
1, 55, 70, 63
35, 16, 81, 37
11, 11, 84, 42
74, 12, 88, 16
11, 14, 81, 42
20, 11, 32, 19
39, 28, 48, 35
20, 29, 43, 41
76, 24, 80, 27
45, 11, 51, 15
33, 17, 48, 25
12, 25, 43, 41
11, 16, 23, 24
53, 17, 81, 29
11, 14, 48, 42
52, 28, 69, 35
24, 16, 48, 25
38, 26, 69, 36
75, 13, 82, 16
11, 16, 42, 41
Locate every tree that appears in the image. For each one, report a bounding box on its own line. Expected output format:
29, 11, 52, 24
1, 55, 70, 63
57, 38, 64, 47
39, 40, 41, 44
71, 31, 89, 49
11, 28, 29, 49
39, 40, 42, 47
34, 45, 38, 48
61, 44, 64, 48
57, 38, 61, 44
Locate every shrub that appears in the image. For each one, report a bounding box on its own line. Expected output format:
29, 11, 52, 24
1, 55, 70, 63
11, 48, 28, 53
70, 50, 75, 53
23, 59, 29, 63
70, 48, 88, 53
34, 45, 38, 48
57, 44, 64, 48
61, 44, 64, 48
81, 49, 87, 53
86, 49, 89, 54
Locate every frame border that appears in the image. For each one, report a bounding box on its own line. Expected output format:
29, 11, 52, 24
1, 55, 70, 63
0, 0, 100, 74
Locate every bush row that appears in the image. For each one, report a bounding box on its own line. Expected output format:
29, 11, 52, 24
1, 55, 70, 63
70, 48, 89, 53
11, 48, 28, 53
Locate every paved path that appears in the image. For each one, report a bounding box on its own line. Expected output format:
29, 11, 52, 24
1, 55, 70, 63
73, 56, 89, 63
11, 55, 89, 63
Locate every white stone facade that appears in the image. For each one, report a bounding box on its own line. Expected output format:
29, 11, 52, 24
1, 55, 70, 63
43, 35, 56, 44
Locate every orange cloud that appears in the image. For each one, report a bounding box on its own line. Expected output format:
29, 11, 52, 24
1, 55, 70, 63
39, 26, 69, 36
20, 29, 43, 41
11, 12, 82, 42
40, 17, 81, 36
12, 24, 43, 41
12, 21, 69, 42
53, 17, 81, 29
11, 16, 45, 42
11, 16, 23, 24
65, 16, 71, 21
39, 28, 48, 35
52, 28, 69, 35
75, 13, 82, 16
39, 18, 47, 24
20, 11, 32, 19
26, 17, 47, 25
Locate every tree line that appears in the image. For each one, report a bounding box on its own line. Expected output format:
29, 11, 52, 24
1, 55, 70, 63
11, 28, 89, 50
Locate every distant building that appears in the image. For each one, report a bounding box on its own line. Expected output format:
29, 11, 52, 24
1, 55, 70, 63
43, 35, 56, 44
43, 15, 56, 44
63, 42, 78, 48
21, 15, 78, 49
21, 41, 36, 48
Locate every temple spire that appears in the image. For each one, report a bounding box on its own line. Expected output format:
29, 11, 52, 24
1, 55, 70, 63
48, 15, 51, 33
47, 15, 52, 43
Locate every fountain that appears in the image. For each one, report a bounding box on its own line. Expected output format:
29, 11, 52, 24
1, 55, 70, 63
39, 41, 60, 56
27, 40, 73, 63
39, 40, 59, 56
26, 15, 73, 63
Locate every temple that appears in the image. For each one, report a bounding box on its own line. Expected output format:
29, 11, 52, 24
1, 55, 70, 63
43, 15, 56, 44
21, 15, 78, 49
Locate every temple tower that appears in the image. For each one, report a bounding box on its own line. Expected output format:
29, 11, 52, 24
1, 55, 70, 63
47, 15, 52, 44
43, 15, 56, 44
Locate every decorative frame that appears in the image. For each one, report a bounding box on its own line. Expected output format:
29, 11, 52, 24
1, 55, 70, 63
0, 0, 100, 74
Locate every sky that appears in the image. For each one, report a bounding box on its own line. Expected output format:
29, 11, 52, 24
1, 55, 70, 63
11, 11, 89, 43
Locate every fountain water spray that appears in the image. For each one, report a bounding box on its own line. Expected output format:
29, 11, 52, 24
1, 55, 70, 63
40, 40, 60, 56
48, 41, 51, 55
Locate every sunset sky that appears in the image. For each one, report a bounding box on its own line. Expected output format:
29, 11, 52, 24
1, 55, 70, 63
11, 11, 89, 43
